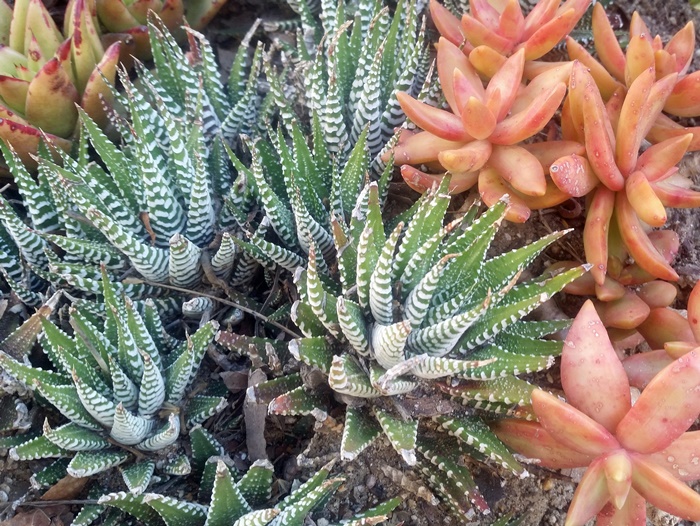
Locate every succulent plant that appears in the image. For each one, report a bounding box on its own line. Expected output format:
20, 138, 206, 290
551, 62, 700, 285
493, 301, 700, 525
0, 19, 269, 305
218, 171, 588, 517
429, 0, 592, 65
564, 3, 700, 150
0, 270, 223, 487
88, 0, 228, 60
293, 0, 429, 160
0, 0, 120, 165
220, 0, 437, 285
96, 426, 400, 526
622, 279, 700, 388
388, 36, 575, 221
567, 3, 700, 118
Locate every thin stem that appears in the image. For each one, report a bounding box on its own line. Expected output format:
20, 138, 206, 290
129, 278, 301, 338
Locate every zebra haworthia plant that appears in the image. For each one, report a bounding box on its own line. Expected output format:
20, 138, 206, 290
291, 0, 430, 160
219, 175, 589, 517
0, 17, 271, 307
0, 269, 224, 489
98, 427, 400, 526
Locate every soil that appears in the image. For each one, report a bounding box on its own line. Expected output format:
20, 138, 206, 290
2, 1, 700, 525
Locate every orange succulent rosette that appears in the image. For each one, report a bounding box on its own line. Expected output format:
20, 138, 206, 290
493, 301, 700, 525
389, 37, 575, 222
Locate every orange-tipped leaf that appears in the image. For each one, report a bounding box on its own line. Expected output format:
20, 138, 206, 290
615, 192, 678, 282
624, 34, 655, 86
584, 186, 615, 285
438, 139, 492, 173
467, 45, 507, 78
520, 8, 578, 61
430, 0, 466, 48
664, 71, 700, 117
630, 454, 700, 521
549, 153, 599, 197
437, 37, 484, 115
625, 171, 667, 227
488, 144, 546, 196
478, 166, 531, 222
592, 2, 625, 82
397, 92, 471, 142
561, 300, 632, 432
459, 96, 497, 140
390, 130, 464, 165
583, 84, 624, 190
532, 389, 620, 457
651, 430, 700, 481
617, 351, 700, 454
565, 456, 610, 526
461, 14, 513, 54
489, 82, 566, 145
491, 419, 594, 469
484, 48, 525, 121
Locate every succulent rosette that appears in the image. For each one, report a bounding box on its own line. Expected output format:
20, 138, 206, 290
493, 300, 700, 525
0, 0, 120, 165
429, 0, 591, 64
550, 61, 700, 285
564, 3, 700, 152
388, 37, 577, 222
89, 0, 227, 60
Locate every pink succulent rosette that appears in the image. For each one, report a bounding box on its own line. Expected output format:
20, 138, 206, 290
493, 300, 700, 525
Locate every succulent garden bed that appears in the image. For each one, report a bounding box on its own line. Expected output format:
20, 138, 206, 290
1, 0, 700, 525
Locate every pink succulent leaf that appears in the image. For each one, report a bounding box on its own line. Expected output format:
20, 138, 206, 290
650, 430, 700, 481
389, 130, 463, 166
595, 488, 647, 526
436, 37, 484, 115
484, 48, 525, 121
496, 0, 525, 44
636, 307, 694, 350
688, 281, 700, 343
429, 0, 466, 50
564, 455, 610, 526
532, 389, 620, 457
461, 13, 513, 54
616, 350, 700, 454
470, 0, 501, 31
561, 301, 631, 432
622, 349, 674, 390
522, 0, 558, 39
396, 92, 472, 142
630, 453, 700, 521
491, 419, 595, 469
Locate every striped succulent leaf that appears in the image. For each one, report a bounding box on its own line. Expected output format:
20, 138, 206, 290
101, 431, 399, 526
0, 19, 275, 306
290, 0, 429, 160
0, 270, 223, 498
221, 173, 588, 518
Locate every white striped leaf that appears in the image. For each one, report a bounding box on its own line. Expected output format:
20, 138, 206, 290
67, 450, 130, 477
